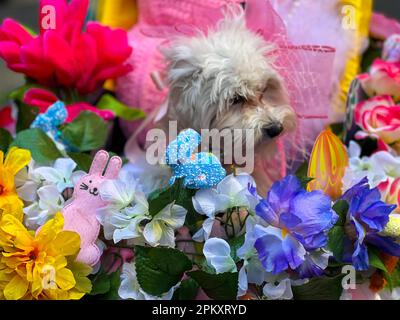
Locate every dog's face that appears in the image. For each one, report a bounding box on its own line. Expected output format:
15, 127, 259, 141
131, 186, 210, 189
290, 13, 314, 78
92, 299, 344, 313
164, 9, 296, 163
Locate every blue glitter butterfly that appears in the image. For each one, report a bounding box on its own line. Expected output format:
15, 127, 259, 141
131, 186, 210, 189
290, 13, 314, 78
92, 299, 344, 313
30, 101, 67, 142
165, 129, 226, 189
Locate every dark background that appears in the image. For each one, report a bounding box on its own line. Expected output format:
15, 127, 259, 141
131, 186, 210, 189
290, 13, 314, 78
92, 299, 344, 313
0, 0, 399, 97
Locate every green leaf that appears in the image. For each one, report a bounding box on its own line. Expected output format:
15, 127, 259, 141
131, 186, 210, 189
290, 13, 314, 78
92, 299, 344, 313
61, 111, 109, 152
90, 273, 111, 295
295, 161, 308, 177
12, 128, 62, 164
227, 234, 245, 263
385, 266, 400, 291
89, 270, 121, 299
327, 226, 345, 262
298, 176, 314, 189
333, 200, 349, 226
103, 270, 122, 300
292, 274, 345, 300
368, 247, 388, 273
67, 152, 93, 172
16, 102, 39, 132
135, 246, 192, 296
97, 94, 146, 121
173, 278, 199, 300
188, 270, 238, 300
0, 128, 12, 153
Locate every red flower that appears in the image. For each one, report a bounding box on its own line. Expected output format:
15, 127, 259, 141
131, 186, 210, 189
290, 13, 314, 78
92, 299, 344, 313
0, 106, 14, 128
0, 0, 132, 94
23, 88, 114, 122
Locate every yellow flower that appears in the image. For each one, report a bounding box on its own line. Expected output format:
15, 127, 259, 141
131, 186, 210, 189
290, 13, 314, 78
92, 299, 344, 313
307, 129, 349, 200
0, 147, 31, 220
0, 213, 92, 300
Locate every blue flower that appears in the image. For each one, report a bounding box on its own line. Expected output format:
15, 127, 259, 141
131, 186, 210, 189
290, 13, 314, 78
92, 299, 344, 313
341, 177, 400, 270
253, 175, 337, 275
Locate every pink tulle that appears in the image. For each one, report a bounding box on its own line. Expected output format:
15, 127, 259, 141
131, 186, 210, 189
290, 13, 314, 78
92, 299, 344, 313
119, 0, 335, 181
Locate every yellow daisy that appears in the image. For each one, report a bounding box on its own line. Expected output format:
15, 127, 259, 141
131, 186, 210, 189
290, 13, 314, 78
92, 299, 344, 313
0, 213, 92, 300
0, 147, 31, 220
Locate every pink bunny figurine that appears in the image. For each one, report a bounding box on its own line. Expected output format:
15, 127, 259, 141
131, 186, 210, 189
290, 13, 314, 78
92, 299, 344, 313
62, 150, 122, 266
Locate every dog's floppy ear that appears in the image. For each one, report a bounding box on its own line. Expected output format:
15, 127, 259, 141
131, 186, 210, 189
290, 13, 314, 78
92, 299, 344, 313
263, 73, 290, 107
162, 41, 204, 90
162, 41, 205, 113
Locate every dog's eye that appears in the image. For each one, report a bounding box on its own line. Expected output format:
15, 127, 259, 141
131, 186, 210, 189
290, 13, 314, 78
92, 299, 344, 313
232, 95, 245, 105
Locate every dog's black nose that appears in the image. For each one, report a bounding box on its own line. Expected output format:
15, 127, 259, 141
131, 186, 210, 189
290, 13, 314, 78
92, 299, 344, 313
263, 124, 283, 138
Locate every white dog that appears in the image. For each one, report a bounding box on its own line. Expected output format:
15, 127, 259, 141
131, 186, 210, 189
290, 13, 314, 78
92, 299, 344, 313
159, 6, 297, 193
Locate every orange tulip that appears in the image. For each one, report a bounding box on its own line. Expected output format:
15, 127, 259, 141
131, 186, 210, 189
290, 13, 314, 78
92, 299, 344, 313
307, 129, 349, 200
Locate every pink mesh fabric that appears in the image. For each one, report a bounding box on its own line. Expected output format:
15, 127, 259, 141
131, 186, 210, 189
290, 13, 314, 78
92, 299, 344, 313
119, 0, 335, 180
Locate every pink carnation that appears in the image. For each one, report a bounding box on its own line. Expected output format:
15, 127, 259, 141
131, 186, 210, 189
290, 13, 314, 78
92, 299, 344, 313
0, 0, 132, 94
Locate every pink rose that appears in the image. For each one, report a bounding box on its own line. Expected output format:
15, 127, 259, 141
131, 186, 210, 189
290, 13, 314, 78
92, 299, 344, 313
378, 177, 400, 213
358, 59, 400, 98
354, 95, 400, 144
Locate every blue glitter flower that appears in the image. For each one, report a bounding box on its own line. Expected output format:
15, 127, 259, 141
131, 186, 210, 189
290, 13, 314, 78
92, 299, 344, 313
165, 129, 226, 189
341, 177, 400, 270
253, 175, 337, 275
30, 101, 67, 142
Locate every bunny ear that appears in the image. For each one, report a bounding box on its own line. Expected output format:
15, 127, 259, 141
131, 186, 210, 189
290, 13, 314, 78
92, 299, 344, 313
104, 156, 122, 179
89, 150, 109, 175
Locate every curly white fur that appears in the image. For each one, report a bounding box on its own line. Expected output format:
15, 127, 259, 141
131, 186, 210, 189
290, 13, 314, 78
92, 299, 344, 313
160, 6, 297, 192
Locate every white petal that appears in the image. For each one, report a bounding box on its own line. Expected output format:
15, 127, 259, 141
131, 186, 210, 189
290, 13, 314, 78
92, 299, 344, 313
263, 278, 293, 300
143, 221, 163, 246
237, 266, 248, 297
54, 158, 77, 178
154, 203, 187, 229
35, 166, 61, 184
17, 181, 39, 202
100, 179, 135, 208
348, 141, 361, 158
192, 189, 222, 217
217, 174, 244, 196
157, 226, 176, 248
193, 217, 215, 242
118, 263, 146, 300
203, 238, 236, 274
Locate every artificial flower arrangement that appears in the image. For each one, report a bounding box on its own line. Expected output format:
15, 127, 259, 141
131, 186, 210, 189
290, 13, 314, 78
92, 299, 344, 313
0, 0, 400, 301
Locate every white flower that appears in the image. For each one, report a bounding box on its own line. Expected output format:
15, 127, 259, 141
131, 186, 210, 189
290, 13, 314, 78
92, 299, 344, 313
263, 278, 293, 300
98, 171, 187, 247
121, 158, 171, 196
237, 216, 267, 297
34, 158, 84, 192
143, 203, 187, 248
192, 173, 259, 241
342, 141, 400, 191
203, 238, 237, 274
118, 262, 178, 300
23, 184, 65, 229
97, 172, 150, 243
99, 170, 144, 210
15, 160, 43, 202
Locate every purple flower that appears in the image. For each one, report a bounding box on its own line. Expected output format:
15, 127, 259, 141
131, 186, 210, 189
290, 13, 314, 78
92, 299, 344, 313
341, 177, 400, 270
253, 175, 337, 275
